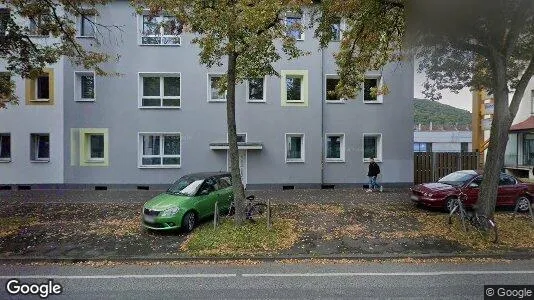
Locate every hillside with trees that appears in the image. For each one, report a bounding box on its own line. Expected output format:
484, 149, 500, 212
414, 98, 472, 125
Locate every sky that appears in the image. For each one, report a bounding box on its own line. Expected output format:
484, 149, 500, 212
413, 68, 473, 112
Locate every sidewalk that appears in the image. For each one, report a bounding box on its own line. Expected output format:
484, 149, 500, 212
1, 188, 533, 262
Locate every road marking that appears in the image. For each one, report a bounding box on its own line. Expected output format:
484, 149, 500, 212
0, 274, 237, 279
242, 270, 534, 277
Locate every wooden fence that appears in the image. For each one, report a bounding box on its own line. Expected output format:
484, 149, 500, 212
414, 152, 479, 184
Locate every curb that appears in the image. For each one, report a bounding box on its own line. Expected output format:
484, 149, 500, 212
2, 252, 534, 263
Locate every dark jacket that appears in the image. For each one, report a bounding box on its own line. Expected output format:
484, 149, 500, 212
367, 162, 380, 177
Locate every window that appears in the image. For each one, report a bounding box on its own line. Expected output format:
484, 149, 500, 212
0, 133, 10, 162
218, 176, 232, 189
499, 175, 516, 186
78, 128, 109, 166
141, 15, 182, 45
208, 74, 226, 102
461, 142, 468, 153
531, 90, 534, 115
75, 71, 95, 101
25, 68, 54, 104
286, 75, 303, 102
281, 70, 308, 107
326, 134, 345, 162
363, 76, 383, 103
140, 73, 181, 108
237, 133, 246, 143
285, 13, 304, 40
331, 19, 341, 41
36, 75, 49, 100
78, 13, 95, 37
0, 72, 11, 101
30, 133, 50, 162
286, 133, 304, 162
89, 134, 104, 160
325, 75, 342, 102
414, 142, 431, 152
0, 8, 9, 36
139, 133, 181, 168
363, 134, 382, 161
29, 14, 50, 36
226, 133, 246, 143
247, 78, 265, 102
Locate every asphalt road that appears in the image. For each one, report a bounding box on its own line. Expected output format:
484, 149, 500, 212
1, 260, 534, 299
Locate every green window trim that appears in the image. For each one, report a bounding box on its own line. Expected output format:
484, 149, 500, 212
78, 128, 109, 167
281, 70, 308, 107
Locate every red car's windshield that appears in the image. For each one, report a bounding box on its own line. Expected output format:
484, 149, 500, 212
438, 171, 476, 186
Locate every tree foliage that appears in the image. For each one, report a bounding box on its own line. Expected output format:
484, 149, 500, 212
414, 99, 472, 127
0, 0, 118, 108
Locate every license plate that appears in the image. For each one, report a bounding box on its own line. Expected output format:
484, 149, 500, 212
144, 215, 155, 223
410, 195, 419, 201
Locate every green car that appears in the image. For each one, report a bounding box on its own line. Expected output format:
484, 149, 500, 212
142, 172, 234, 232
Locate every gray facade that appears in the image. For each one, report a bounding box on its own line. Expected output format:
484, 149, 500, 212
1, 1, 414, 189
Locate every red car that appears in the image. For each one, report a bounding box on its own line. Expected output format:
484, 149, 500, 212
410, 170, 533, 213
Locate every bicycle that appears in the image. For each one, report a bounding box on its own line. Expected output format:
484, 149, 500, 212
447, 190, 498, 243
227, 195, 268, 222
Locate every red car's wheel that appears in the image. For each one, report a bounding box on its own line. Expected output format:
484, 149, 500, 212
445, 197, 457, 213
516, 196, 531, 212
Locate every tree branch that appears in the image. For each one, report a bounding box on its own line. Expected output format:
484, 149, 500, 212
509, 53, 534, 117
504, 0, 533, 56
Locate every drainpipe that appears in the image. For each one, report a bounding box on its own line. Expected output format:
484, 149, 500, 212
320, 45, 325, 187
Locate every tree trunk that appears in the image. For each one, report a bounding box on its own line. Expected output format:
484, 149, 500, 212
476, 59, 512, 218
226, 51, 246, 225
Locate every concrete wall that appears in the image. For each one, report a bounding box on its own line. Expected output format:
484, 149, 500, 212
414, 131, 472, 153
0, 61, 64, 184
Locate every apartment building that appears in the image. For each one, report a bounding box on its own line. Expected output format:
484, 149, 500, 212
505, 77, 534, 179
0, 1, 414, 189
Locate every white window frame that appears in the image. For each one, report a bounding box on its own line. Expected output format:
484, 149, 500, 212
285, 12, 304, 41
87, 133, 105, 162
28, 14, 49, 37
138, 132, 181, 169
324, 74, 345, 103
246, 77, 267, 103
76, 12, 96, 38
325, 133, 345, 163
285, 133, 305, 163
138, 13, 181, 46
208, 73, 227, 102
0, 133, 11, 162
30, 133, 50, 162
138, 72, 181, 109
33, 74, 50, 102
285, 74, 305, 103
363, 74, 384, 104
363, 133, 382, 162
331, 19, 344, 42
74, 71, 96, 102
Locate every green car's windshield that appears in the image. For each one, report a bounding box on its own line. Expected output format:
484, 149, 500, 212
167, 178, 204, 196
438, 172, 476, 186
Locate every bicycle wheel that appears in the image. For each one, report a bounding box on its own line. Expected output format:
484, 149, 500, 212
448, 199, 468, 232
474, 215, 498, 243
247, 203, 267, 222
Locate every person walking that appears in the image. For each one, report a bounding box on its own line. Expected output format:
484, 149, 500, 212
366, 158, 382, 192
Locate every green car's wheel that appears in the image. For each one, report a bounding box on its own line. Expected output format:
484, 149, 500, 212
182, 211, 196, 233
